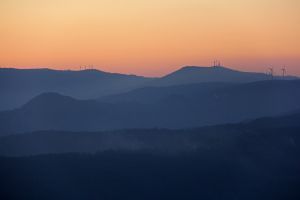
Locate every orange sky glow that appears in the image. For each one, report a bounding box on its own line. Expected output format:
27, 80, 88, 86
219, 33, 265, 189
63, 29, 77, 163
0, 0, 299, 77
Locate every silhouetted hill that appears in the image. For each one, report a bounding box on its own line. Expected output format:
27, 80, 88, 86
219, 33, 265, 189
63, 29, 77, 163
23, 92, 80, 110
1, 80, 300, 134
0, 92, 125, 133
155, 66, 297, 86
0, 68, 153, 110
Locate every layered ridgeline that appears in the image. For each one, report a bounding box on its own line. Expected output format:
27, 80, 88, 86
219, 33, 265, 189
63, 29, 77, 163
0, 68, 153, 110
0, 110, 299, 156
1, 80, 300, 134
1, 66, 300, 200
0, 66, 296, 110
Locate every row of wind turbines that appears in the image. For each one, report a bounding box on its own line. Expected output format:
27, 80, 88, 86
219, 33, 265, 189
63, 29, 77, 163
211, 60, 288, 79
268, 66, 287, 79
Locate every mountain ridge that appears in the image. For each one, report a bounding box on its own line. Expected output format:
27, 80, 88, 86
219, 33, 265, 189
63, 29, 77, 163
156, 65, 297, 86
1, 79, 300, 134
0, 68, 154, 110
0, 66, 298, 111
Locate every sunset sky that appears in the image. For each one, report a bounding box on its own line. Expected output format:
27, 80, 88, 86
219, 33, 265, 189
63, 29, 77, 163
0, 0, 299, 76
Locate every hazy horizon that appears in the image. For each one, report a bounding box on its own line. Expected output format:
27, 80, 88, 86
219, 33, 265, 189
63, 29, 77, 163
1, 0, 299, 76
1, 64, 299, 78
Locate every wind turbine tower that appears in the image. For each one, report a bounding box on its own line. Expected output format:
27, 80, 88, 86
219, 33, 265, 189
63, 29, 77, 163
212, 60, 221, 67
268, 67, 274, 80
281, 66, 286, 79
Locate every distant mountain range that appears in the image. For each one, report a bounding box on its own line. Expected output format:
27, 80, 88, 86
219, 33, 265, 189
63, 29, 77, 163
1, 80, 300, 134
0, 68, 153, 110
0, 66, 297, 110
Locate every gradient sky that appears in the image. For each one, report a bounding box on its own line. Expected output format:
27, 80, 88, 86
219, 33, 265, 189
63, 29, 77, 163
0, 0, 299, 76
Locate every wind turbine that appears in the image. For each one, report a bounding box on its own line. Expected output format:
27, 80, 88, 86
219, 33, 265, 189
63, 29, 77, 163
268, 67, 274, 80
212, 60, 221, 67
281, 66, 286, 79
